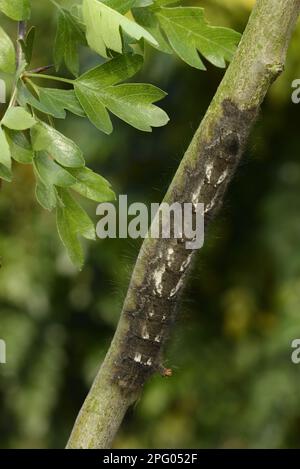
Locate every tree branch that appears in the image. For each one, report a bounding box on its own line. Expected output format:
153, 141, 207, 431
67, 0, 300, 449
9, 21, 27, 108
17, 20, 26, 67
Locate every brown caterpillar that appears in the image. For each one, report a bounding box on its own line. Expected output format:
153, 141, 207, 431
112, 100, 258, 393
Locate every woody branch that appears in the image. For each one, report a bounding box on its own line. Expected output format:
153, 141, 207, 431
67, 0, 300, 449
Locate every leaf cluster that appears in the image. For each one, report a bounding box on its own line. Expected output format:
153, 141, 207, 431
0, 0, 240, 266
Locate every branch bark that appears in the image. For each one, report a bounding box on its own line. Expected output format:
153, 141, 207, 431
10, 21, 27, 108
17, 21, 26, 66
67, 0, 300, 449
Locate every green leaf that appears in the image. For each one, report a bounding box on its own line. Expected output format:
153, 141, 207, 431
0, 164, 12, 182
156, 7, 241, 69
59, 189, 96, 241
54, 6, 86, 76
75, 54, 169, 133
0, 0, 31, 20
31, 122, 85, 168
83, 0, 158, 58
19, 26, 36, 64
101, 0, 137, 14
56, 188, 96, 268
132, 7, 172, 54
17, 81, 50, 115
19, 84, 85, 119
57, 208, 84, 268
104, 83, 169, 131
38, 88, 85, 119
2, 107, 36, 130
33, 152, 77, 187
5, 129, 34, 164
0, 126, 11, 169
0, 27, 16, 74
74, 54, 142, 133
35, 177, 57, 211
69, 167, 116, 202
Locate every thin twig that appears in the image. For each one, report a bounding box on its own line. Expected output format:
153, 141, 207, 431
17, 21, 27, 68
27, 64, 55, 74
10, 21, 27, 108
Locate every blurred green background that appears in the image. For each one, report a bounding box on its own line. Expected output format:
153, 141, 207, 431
1, 0, 300, 448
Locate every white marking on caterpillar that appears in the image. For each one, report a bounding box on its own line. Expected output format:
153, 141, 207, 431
142, 326, 150, 340
169, 277, 184, 298
205, 191, 221, 213
180, 252, 193, 272
166, 247, 175, 268
214, 169, 229, 187
146, 358, 152, 367
192, 182, 204, 205
205, 162, 214, 183
134, 352, 142, 363
153, 265, 166, 297
154, 335, 161, 343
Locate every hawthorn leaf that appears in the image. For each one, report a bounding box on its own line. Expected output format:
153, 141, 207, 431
75, 54, 169, 132
31, 122, 85, 168
17, 83, 84, 119
54, 6, 86, 76
2, 107, 36, 130
0, 126, 11, 170
0, 0, 31, 20
83, 0, 158, 58
58, 189, 96, 241
74, 54, 142, 133
17, 81, 51, 116
103, 83, 169, 131
74, 85, 113, 134
69, 167, 116, 202
34, 152, 77, 187
19, 26, 36, 65
21, 86, 85, 119
57, 204, 84, 268
132, 7, 172, 54
156, 7, 241, 69
5, 129, 34, 164
0, 27, 16, 74
35, 177, 57, 211
56, 188, 96, 268
38, 88, 85, 118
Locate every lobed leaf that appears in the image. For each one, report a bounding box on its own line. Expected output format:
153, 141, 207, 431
56, 188, 96, 268
156, 7, 241, 69
2, 107, 36, 130
83, 0, 158, 58
54, 6, 86, 76
74, 54, 169, 133
20, 84, 85, 119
